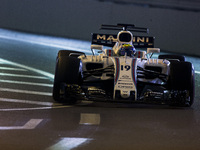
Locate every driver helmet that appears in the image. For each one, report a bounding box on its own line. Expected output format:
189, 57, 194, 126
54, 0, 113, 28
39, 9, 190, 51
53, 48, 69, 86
118, 44, 136, 56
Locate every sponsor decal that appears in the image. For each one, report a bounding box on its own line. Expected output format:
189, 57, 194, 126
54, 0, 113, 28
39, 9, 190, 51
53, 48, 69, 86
131, 58, 137, 87
107, 49, 113, 56
114, 58, 120, 84
113, 57, 138, 99
92, 33, 154, 47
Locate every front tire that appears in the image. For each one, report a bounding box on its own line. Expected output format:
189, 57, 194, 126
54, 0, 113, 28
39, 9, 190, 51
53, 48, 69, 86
168, 61, 195, 106
53, 55, 82, 103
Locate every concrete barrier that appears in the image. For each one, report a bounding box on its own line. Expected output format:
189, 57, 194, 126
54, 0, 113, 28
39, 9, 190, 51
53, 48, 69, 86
0, 0, 200, 56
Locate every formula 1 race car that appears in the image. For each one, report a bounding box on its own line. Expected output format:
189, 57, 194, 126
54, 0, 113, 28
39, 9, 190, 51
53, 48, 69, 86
53, 24, 195, 107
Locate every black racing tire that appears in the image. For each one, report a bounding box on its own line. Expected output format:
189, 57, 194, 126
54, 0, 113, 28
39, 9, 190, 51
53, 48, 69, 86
53, 56, 82, 103
158, 54, 185, 62
169, 61, 195, 106
58, 50, 85, 58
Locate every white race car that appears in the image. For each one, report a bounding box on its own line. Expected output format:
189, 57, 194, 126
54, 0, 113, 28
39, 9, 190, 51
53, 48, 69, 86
53, 24, 195, 107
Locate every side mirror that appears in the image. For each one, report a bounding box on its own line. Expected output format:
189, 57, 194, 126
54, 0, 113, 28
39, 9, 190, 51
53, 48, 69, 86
147, 48, 160, 54
91, 45, 103, 50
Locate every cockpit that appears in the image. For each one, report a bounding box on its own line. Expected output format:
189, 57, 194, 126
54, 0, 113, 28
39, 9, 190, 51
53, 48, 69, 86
113, 30, 136, 56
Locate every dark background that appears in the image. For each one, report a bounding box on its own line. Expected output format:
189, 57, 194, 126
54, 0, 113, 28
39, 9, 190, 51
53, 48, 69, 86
0, 0, 200, 56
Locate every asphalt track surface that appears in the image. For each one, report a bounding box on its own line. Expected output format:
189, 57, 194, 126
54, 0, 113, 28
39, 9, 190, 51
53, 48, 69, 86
0, 29, 200, 150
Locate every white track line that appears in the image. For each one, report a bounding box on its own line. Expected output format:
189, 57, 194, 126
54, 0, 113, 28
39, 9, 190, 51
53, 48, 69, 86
195, 71, 200, 74
0, 58, 54, 79
79, 113, 101, 125
0, 79, 53, 87
22, 119, 43, 129
47, 137, 91, 150
0, 97, 55, 106
0, 66, 27, 71
0, 88, 52, 96
0, 105, 71, 111
0, 119, 43, 130
0, 72, 48, 79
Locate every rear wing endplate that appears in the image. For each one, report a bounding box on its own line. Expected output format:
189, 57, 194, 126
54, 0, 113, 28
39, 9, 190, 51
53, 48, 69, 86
91, 33, 154, 48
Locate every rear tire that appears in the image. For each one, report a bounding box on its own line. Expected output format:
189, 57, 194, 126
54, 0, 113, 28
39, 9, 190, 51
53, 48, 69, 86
158, 54, 185, 62
58, 50, 85, 58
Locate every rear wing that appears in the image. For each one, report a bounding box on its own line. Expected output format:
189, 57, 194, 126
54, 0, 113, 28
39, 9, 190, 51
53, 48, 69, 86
91, 33, 154, 48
